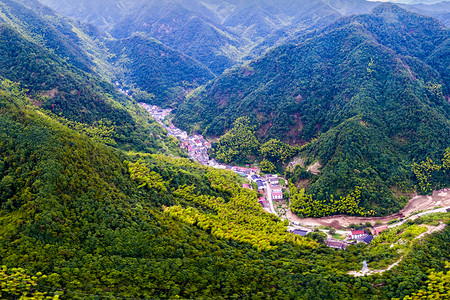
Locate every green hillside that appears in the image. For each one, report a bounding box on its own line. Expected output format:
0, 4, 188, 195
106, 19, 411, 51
0, 0, 215, 108
174, 4, 450, 215
1, 78, 450, 299
0, 1, 449, 299
106, 35, 214, 107
0, 80, 313, 299
0, 23, 182, 155
0, 0, 94, 72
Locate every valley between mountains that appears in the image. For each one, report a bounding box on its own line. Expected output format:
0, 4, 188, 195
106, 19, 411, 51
0, 0, 449, 299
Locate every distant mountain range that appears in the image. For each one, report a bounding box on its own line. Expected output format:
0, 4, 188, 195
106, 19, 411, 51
38, 0, 450, 76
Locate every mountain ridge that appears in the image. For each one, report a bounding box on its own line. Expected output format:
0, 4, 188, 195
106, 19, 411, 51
173, 4, 450, 215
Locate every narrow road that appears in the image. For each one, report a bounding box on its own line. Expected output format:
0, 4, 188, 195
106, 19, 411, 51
348, 223, 447, 277
265, 182, 277, 216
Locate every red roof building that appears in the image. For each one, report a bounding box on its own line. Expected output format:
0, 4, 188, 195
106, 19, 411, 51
350, 230, 366, 239
372, 225, 388, 236
272, 192, 283, 200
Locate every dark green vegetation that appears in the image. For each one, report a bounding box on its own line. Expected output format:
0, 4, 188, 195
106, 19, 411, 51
0, 22, 182, 155
106, 35, 214, 107
209, 117, 299, 176
1, 68, 450, 300
175, 4, 450, 216
41, 0, 342, 74
0, 1, 449, 299
39, 0, 450, 75
0, 0, 216, 108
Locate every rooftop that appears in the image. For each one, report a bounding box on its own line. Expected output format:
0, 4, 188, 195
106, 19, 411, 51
351, 230, 366, 235
292, 229, 309, 237
361, 235, 374, 244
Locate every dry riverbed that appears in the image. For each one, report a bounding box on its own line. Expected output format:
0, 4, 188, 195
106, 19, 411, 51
287, 188, 450, 229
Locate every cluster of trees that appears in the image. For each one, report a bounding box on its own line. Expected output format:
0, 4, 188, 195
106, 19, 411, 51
289, 182, 375, 217
412, 148, 450, 194
127, 160, 168, 191
399, 262, 450, 300
210, 117, 299, 167
161, 169, 318, 251
0, 266, 61, 299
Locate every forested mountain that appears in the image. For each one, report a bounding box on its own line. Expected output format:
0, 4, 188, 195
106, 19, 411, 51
1, 57, 450, 300
400, 1, 450, 26
0, 23, 183, 155
0, 0, 215, 108
108, 0, 341, 74
0, 0, 190, 155
106, 35, 215, 107
0, 0, 94, 72
0, 0, 450, 299
174, 4, 450, 215
38, 0, 450, 75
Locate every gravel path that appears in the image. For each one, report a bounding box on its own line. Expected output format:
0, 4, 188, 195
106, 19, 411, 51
348, 223, 447, 277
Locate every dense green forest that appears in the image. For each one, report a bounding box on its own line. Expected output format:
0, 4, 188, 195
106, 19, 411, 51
175, 4, 450, 216
38, 0, 450, 74
106, 35, 214, 107
0, 17, 184, 155
1, 67, 450, 300
0, 0, 217, 108
0, 1, 449, 299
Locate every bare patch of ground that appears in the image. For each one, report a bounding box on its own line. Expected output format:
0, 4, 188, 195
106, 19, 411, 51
287, 188, 450, 229
307, 161, 322, 175
41, 88, 59, 98
288, 156, 305, 170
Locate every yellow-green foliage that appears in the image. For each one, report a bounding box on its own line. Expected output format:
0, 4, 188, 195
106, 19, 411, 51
260, 139, 296, 162
400, 262, 450, 300
289, 182, 375, 217
372, 224, 427, 246
165, 169, 318, 251
205, 169, 239, 193
443, 148, 450, 170
42, 111, 117, 146
211, 117, 260, 164
128, 160, 168, 191
260, 159, 276, 173
412, 158, 442, 194
0, 266, 61, 299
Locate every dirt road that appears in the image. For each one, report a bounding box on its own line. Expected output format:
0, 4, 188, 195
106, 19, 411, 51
348, 223, 447, 277
287, 188, 450, 229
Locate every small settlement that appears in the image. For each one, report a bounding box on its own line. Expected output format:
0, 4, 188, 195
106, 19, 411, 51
139, 102, 385, 251
323, 226, 388, 250
139, 103, 215, 166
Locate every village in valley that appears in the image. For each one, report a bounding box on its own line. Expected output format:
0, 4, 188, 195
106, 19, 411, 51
138, 102, 290, 216
138, 102, 450, 253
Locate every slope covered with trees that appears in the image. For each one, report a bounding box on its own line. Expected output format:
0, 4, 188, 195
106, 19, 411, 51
0, 1, 449, 299
174, 4, 450, 215
1, 69, 450, 300
0, 22, 183, 155
106, 35, 215, 107
0, 0, 216, 108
